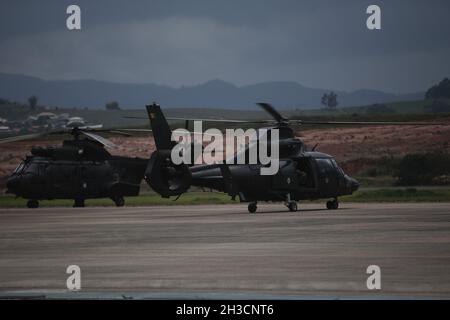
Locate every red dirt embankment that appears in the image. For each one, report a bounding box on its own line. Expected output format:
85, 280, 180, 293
1, 123, 449, 190
299, 124, 450, 173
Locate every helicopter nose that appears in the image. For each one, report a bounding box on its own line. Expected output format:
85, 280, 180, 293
6, 176, 21, 193
350, 178, 359, 192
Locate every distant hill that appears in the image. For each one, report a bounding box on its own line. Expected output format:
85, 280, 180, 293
0, 73, 423, 110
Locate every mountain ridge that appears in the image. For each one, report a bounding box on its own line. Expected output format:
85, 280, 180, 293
0, 72, 423, 109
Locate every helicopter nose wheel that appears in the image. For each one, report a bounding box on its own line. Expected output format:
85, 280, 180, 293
248, 202, 257, 213
112, 196, 125, 207
326, 198, 339, 210
27, 200, 39, 208
73, 198, 85, 208
287, 201, 298, 212
285, 193, 298, 212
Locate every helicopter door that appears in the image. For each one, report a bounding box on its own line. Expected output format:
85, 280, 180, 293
295, 157, 316, 189
271, 160, 298, 191
75, 165, 91, 196
315, 158, 339, 196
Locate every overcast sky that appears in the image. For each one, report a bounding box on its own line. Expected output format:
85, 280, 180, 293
0, 0, 449, 93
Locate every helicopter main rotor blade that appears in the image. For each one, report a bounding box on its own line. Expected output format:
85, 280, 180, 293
124, 104, 447, 127
0, 127, 141, 146
291, 120, 447, 126
0, 132, 49, 144
80, 131, 117, 148
115, 128, 152, 132
166, 117, 271, 124
123, 115, 270, 124
256, 103, 287, 123
0, 128, 82, 144
117, 128, 218, 136
123, 116, 147, 120
108, 130, 132, 137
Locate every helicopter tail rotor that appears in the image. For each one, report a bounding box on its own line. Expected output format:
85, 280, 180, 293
142, 103, 193, 197
144, 150, 192, 198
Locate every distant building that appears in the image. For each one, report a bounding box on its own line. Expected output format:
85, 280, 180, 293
36, 112, 57, 122
0, 125, 11, 133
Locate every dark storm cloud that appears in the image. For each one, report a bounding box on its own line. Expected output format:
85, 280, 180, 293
0, 0, 449, 93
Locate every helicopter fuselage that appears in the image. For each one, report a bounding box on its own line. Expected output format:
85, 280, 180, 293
5, 139, 147, 207
7, 156, 146, 200
189, 151, 359, 202
144, 103, 360, 212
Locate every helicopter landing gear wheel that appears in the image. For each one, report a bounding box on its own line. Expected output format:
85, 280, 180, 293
326, 198, 339, 210
27, 200, 39, 208
285, 193, 298, 212
248, 202, 257, 213
113, 196, 125, 207
287, 201, 298, 212
73, 198, 85, 208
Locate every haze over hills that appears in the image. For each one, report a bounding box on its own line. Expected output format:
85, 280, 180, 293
0, 73, 423, 110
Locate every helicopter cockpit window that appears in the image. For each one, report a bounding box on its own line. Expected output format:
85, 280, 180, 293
23, 162, 42, 175
331, 158, 345, 175
13, 162, 26, 174
316, 158, 334, 174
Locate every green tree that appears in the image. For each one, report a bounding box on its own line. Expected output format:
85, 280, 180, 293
105, 101, 121, 111
28, 95, 38, 111
425, 78, 450, 99
321, 91, 338, 109
395, 153, 450, 185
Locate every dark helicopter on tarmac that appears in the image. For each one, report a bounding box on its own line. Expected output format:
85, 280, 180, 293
2, 127, 147, 208
138, 102, 438, 213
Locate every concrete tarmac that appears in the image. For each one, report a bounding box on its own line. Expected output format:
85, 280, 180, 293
0, 202, 450, 298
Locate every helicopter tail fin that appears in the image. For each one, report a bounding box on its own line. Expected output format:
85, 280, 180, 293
146, 103, 173, 150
